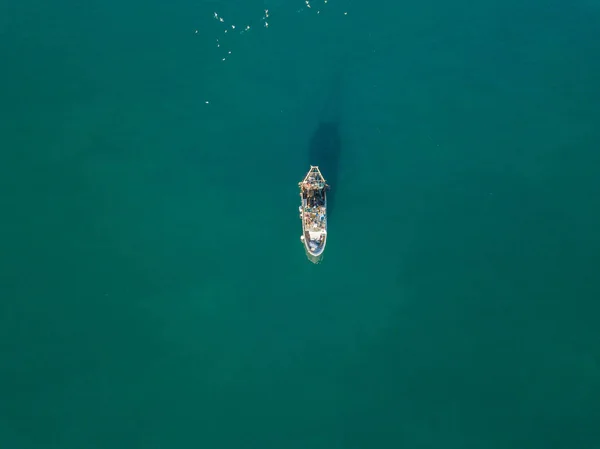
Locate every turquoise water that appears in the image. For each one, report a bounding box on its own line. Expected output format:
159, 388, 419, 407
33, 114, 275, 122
2, 0, 600, 447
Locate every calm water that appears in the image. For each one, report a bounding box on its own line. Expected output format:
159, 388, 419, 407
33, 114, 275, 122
2, 0, 600, 447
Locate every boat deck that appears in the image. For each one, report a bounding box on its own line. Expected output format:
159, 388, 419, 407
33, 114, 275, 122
299, 166, 328, 262
302, 204, 326, 232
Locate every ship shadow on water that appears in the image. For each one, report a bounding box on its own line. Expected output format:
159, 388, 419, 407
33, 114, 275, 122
307, 121, 341, 218
306, 67, 344, 218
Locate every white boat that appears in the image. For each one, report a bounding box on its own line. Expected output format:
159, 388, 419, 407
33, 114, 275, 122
298, 166, 329, 264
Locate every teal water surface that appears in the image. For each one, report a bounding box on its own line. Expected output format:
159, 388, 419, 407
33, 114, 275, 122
1, 0, 600, 447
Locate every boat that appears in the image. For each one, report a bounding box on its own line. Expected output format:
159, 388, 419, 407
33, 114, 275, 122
298, 166, 329, 264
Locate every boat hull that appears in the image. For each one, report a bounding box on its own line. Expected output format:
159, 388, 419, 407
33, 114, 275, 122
298, 166, 328, 264
300, 195, 327, 263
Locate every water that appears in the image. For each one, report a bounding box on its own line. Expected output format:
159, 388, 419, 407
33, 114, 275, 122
1, 0, 600, 447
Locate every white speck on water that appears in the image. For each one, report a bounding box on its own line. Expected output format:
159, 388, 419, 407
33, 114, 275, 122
201, 2, 341, 64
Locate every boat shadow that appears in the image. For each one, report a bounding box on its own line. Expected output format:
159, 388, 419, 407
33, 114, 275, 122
308, 121, 341, 217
